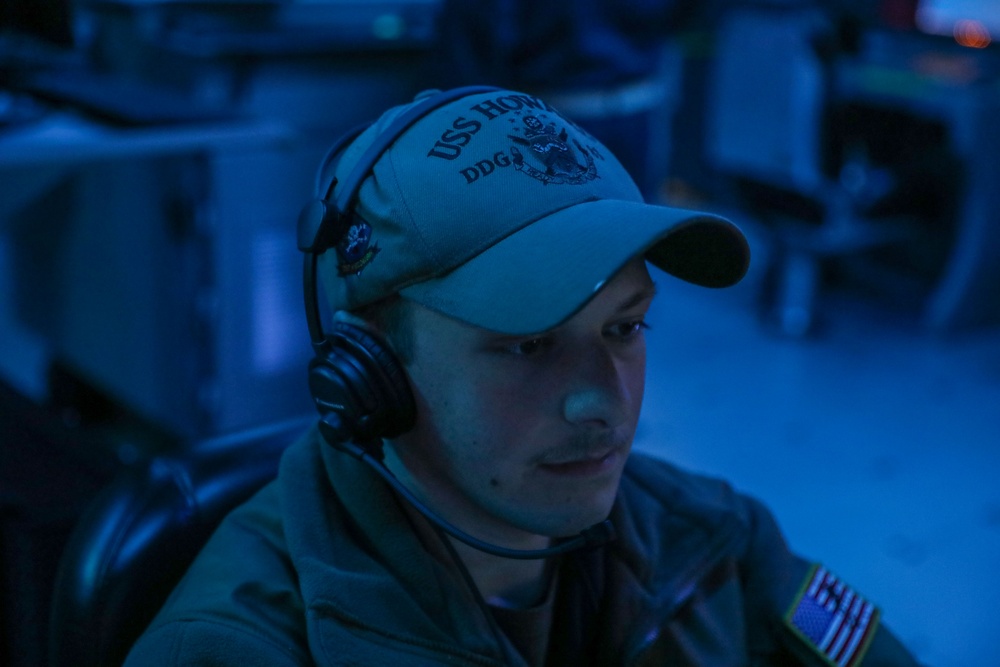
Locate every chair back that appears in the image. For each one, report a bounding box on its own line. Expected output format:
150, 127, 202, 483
48, 415, 314, 667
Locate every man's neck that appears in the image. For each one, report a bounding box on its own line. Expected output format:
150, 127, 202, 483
451, 538, 556, 609
389, 489, 555, 607
381, 444, 557, 606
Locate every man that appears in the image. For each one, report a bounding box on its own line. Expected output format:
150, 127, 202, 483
125, 87, 920, 665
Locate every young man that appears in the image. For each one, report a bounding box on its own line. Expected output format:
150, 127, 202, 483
125, 87, 921, 666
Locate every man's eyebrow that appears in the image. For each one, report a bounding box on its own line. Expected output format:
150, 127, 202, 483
617, 284, 658, 313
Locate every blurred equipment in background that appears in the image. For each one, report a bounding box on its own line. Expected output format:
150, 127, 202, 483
432, 0, 708, 201
0, 0, 76, 57
704, 0, 1000, 336
915, 0, 999, 44
1, 0, 441, 442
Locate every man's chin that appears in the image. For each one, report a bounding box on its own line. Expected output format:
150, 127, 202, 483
539, 500, 618, 542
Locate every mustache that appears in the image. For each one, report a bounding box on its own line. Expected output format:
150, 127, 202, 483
534, 431, 632, 466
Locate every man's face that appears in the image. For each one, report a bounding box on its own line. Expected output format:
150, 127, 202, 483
386, 258, 655, 546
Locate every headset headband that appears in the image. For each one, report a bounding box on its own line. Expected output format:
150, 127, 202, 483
297, 86, 501, 353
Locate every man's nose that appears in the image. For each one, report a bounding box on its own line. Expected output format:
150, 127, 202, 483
562, 345, 631, 429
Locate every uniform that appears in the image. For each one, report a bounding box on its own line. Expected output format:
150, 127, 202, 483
124, 428, 920, 666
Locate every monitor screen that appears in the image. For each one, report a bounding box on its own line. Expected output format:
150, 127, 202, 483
916, 0, 999, 45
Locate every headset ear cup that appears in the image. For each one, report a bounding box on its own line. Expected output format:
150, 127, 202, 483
308, 342, 374, 442
310, 322, 416, 443
334, 322, 416, 439
340, 323, 415, 426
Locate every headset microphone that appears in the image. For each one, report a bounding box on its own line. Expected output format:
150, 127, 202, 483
320, 413, 616, 560
300, 86, 617, 561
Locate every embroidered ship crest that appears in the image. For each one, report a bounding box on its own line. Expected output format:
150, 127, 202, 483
508, 115, 598, 185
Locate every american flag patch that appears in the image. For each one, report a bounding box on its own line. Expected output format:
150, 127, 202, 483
784, 564, 880, 667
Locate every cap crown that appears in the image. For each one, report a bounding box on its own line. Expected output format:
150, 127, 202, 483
318, 89, 642, 314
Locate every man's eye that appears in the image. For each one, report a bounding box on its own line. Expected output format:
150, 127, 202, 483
608, 320, 650, 339
505, 337, 553, 356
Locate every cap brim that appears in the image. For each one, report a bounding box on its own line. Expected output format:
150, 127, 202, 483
400, 199, 750, 334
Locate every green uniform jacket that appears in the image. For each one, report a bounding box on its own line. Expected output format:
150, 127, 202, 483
124, 427, 921, 666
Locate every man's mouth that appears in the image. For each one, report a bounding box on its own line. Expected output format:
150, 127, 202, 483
537, 445, 624, 477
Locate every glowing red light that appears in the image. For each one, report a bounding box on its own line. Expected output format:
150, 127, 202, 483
954, 19, 992, 49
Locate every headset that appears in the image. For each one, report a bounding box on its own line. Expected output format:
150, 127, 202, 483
296, 86, 614, 559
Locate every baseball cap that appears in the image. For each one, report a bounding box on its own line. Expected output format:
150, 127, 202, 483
315, 87, 750, 335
